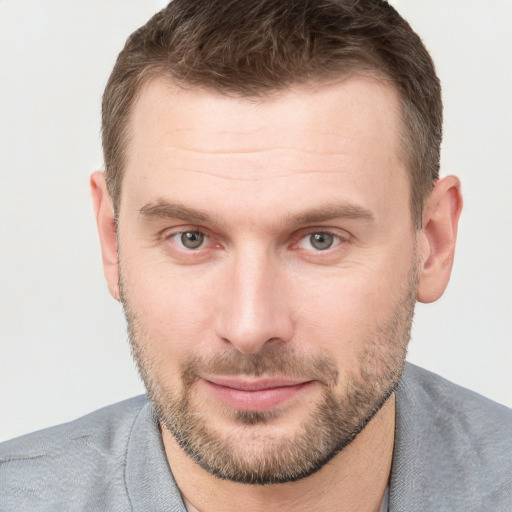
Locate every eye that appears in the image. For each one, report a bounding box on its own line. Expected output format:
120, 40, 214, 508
171, 230, 207, 250
298, 232, 341, 251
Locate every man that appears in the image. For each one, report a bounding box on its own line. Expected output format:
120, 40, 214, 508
1, 0, 510, 510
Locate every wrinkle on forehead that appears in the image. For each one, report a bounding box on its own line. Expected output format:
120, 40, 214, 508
144, 137, 389, 182
123, 76, 407, 213
155, 126, 356, 137
149, 143, 355, 157
127, 76, 402, 155
147, 121, 365, 169
144, 167, 367, 182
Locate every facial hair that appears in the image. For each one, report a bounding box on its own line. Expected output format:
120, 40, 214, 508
120, 263, 417, 485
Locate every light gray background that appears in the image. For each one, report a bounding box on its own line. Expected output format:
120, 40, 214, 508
1, 0, 511, 442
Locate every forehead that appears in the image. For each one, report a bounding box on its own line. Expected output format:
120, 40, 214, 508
121, 76, 409, 227
128, 76, 402, 162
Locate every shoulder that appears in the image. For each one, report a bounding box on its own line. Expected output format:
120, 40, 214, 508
391, 363, 512, 512
0, 395, 149, 512
0, 395, 148, 462
399, 362, 511, 436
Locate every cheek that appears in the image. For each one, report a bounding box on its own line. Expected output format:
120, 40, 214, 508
290, 258, 414, 357
122, 256, 221, 357
291, 279, 376, 356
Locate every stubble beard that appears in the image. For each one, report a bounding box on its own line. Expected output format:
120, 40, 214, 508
120, 265, 417, 485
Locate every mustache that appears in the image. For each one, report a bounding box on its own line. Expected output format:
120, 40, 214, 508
180, 347, 339, 387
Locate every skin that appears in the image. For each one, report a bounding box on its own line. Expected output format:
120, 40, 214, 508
91, 75, 462, 511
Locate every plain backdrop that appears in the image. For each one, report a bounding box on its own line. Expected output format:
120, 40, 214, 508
1, 0, 511, 442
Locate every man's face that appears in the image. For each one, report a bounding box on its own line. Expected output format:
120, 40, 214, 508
116, 76, 418, 484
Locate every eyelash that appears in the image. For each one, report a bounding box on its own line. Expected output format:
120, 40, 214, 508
163, 228, 349, 253
296, 230, 346, 251
165, 230, 210, 250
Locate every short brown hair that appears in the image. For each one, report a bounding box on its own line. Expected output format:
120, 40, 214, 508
102, 0, 442, 227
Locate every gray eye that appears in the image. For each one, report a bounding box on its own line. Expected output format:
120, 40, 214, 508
309, 232, 334, 250
180, 231, 205, 249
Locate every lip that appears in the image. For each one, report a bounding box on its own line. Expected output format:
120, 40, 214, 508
202, 376, 314, 411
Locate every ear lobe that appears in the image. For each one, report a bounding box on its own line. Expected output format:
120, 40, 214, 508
90, 171, 120, 301
417, 175, 463, 304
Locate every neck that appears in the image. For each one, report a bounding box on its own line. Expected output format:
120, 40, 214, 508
162, 395, 395, 512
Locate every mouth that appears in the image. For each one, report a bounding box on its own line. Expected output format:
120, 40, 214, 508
202, 376, 315, 411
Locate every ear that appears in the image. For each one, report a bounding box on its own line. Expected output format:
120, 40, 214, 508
90, 171, 120, 301
417, 175, 463, 303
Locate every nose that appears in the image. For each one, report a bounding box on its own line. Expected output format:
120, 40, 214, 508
215, 247, 294, 354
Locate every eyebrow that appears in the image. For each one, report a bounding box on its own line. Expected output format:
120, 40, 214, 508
289, 204, 374, 227
138, 200, 375, 228
139, 202, 213, 224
